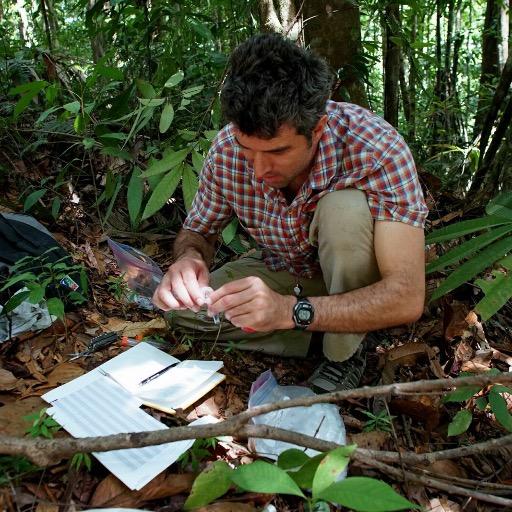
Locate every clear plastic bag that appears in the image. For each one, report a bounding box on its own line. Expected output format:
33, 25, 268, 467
107, 239, 163, 300
248, 370, 347, 471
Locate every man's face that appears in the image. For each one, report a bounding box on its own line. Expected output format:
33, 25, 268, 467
234, 117, 326, 191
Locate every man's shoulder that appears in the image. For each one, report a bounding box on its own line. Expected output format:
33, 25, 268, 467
209, 124, 237, 154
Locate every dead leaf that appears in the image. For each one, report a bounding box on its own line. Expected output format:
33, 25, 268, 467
0, 396, 46, 436
0, 369, 19, 390
35, 504, 59, 512
45, 362, 85, 387
387, 342, 431, 366
427, 497, 462, 511
89, 472, 195, 508
444, 302, 470, 341
105, 318, 167, 338
348, 431, 391, 450
426, 459, 467, 479
390, 396, 440, 431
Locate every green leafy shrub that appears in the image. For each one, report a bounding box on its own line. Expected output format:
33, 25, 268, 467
426, 192, 512, 320
443, 370, 512, 436
183, 446, 419, 511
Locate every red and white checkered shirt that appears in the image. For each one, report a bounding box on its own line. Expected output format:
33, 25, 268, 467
184, 101, 428, 278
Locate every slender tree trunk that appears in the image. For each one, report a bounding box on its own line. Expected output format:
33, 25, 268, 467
40, 0, 53, 52
408, 12, 418, 139
259, 0, 301, 40
300, 0, 368, 107
383, 2, 400, 126
399, 50, 411, 125
15, 0, 32, 45
87, 0, 105, 63
473, 0, 501, 137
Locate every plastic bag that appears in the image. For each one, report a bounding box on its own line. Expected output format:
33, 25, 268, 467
248, 370, 347, 471
107, 239, 163, 307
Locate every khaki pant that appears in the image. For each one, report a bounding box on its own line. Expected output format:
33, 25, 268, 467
169, 189, 380, 362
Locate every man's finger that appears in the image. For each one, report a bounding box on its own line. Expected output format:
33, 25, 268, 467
170, 274, 198, 311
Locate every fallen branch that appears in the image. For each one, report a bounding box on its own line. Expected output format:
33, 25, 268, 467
1, 373, 512, 465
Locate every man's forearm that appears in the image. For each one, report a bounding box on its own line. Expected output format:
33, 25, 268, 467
306, 272, 424, 333
173, 228, 217, 268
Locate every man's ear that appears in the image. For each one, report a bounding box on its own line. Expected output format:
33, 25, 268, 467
312, 115, 328, 144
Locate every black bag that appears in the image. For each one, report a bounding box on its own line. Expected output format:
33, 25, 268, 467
0, 213, 83, 306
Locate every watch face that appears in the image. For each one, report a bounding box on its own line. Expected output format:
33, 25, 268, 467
297, 309, 311, 321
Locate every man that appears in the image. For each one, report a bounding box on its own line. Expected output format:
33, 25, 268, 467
153, 33, 428, 392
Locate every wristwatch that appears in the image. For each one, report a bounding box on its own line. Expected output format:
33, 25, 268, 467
292, 297, 314, 330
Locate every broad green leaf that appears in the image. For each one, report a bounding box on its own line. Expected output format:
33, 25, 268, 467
204, 130, 219, 141
183, 461, 232, 510
277, 448, 310, 470
164, 70, 184, 88
24, 189, 46, 211
489, 390, 512, 432
182, 164, 198, 211
486, 192, 512, 219
476, 397, 488, 410
221, 218, 238, 245
312, 446, 351, 498
127, 167, 144, 228
289, 453, 325, 488
474, 270, 512, 321
447, 409, 472, 436
188, 17, 213, 40
425, 216, 510, 243
83, 138, 96, 149
98, 132, 126, 140
96, 64, 124, 81
230, 461, 305, 498
100, 146, 133, 161
139, 98, 165, 107
2, 290, 31, 313
141, 166, 182, 220
159, 103, 174, 133
179, 129, 196, 141
191, 149, 204, 172
430, 236, 512, 301
442, 386, 481, 403
492, 384, 512, 394
317, 476, 420, 511
426, 224, 512, 274
27, 283, 45, 304
9, 80, 48, 96
139, 148, 190, 178
46, 298, 65, 319
135, 79, 156, 99
36, 105, 60, 124
63, 101, 81, 114
182, 85, 205, 98
1, 272, 38, 291
51, 197, 61, 219
74, 114, 85, 134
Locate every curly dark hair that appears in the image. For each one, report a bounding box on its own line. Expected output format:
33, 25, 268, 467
221, 33, 332, 140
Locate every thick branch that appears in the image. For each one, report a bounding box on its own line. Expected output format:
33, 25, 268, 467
2, 373, 512, 465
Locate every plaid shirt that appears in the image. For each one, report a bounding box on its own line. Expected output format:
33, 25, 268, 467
184, 101, 428, 278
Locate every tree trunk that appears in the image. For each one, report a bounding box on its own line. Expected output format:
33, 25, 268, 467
40, 0, 53, 52
88, 0, 105, 63
407, 12, 418, 139
300, 0, 368, 107
15, 0, 32, 45
383, 2, 400, 126
259, 0, 301, 41
473, 0, 502, 137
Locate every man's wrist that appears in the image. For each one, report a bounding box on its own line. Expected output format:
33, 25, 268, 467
173, 248, 204, 263
281, 295, 297, 330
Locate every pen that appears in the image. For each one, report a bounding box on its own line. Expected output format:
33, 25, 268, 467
138, 361, 180, 386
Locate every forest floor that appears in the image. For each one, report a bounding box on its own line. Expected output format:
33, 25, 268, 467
1, 176, 512, 512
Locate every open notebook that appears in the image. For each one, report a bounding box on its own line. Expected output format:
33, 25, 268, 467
42, 343, 225, 489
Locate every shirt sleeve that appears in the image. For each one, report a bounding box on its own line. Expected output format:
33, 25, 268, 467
365, 131, 428, 228
182, 151, 233, 236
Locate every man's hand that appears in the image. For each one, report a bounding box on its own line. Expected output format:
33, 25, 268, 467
206, 276, 296, 332
153, 256, 210, 312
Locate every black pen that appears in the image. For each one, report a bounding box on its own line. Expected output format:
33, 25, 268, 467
138, 361, 180, 386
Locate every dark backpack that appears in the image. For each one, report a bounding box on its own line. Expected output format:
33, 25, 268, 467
0, 213, 83, 306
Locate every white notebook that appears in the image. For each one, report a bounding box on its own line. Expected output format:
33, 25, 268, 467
42, 343, 225, 489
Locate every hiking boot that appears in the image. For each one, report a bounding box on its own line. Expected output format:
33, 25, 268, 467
308, 344, 366, 393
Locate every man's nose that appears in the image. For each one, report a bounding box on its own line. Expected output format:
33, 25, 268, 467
253, 152, 271, 179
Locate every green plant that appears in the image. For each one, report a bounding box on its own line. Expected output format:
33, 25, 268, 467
0, 248, 88, 319
0, 456, 41, 486
24, 408, 62, 438
426, 191, 512, 320
362, 410, 396, 433
443, 369, 512, 436
183, 446, 419, 511
178, 437, 218, 472
106, 273, 133, 302
70, 452, 92, 472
